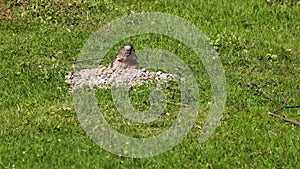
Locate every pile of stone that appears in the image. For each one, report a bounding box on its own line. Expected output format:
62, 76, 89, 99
65, 68, 175, 91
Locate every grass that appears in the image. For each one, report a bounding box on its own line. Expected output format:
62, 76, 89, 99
1, 0, 300, 168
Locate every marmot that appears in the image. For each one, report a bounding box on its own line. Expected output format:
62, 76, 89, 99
96, 43, 138, 76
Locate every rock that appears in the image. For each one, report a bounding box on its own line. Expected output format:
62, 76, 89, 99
156, 71, 162, 76
100, 74, 107, 79
106, 69, 113, 74
96, 65, 107, 76
64, 79, 72, 84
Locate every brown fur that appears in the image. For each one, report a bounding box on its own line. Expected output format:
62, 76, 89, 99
96, 44, 138, 76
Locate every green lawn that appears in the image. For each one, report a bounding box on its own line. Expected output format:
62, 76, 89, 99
1, 0, 299, 168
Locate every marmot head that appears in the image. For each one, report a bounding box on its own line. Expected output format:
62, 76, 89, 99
122, 43, 134, 57
108, 43, 138, 70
